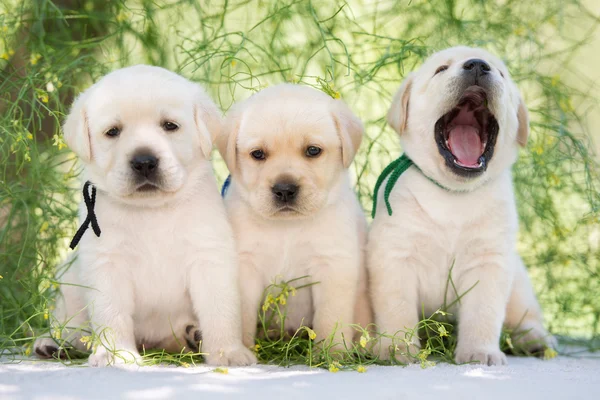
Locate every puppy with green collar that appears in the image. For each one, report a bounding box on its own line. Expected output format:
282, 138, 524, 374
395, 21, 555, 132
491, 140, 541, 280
368, 47, 556, 365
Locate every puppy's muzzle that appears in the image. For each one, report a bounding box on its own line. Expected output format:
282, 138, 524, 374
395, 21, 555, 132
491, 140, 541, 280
130, 152, 159, 179
271, 181, 299, 204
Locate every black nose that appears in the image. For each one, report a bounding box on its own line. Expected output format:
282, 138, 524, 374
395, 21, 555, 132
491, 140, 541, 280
272, 182, 298, 203
463, 59, 491, 75
130, 154, 159, 178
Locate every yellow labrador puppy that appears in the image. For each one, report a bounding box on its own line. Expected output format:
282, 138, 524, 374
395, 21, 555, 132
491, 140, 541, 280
34, 65, 256, 367
368, 47, 555, 365
217, 84, 371, 349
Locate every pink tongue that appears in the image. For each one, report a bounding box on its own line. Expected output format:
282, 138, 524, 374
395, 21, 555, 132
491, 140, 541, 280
448, 126, 482, 166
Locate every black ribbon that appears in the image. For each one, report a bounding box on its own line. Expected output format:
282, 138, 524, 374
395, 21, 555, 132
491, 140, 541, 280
69, 181, 101, 249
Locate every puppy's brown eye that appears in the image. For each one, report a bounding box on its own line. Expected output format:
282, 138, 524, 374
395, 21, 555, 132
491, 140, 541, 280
250, 149, 266, 160
163, 121, 179, 132
306, 146, 322, 157
435, 65, 449, 75
105, 127, 120, 138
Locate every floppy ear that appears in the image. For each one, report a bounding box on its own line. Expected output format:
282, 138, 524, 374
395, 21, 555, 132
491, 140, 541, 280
516, 97, 529, 147
331, 100, 364, 168
194, 88, 222, 159
387, 73, 414, 135
217, 105, 242, 174
63, 92, 92, 163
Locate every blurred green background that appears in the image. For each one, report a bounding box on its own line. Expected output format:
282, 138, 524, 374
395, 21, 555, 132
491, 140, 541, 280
0, 0, 599, 355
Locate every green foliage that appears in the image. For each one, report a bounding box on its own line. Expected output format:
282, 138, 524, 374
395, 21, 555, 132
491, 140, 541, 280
0, 0, 599, 366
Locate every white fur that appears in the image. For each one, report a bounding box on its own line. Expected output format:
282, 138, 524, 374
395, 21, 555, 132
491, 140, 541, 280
34, 65, 256, 367
368, 47, 555, 365
217, 84, 372, 350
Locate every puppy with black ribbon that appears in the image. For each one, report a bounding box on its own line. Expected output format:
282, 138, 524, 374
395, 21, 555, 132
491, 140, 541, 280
33, 65, 256, 367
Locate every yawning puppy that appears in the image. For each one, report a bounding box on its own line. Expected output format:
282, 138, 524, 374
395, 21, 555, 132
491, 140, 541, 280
34, 65, 256, 367
217, 84, 372, 350
368, 47, 555, 365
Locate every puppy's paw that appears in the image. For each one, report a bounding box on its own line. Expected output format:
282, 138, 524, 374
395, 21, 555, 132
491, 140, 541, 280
204, 344, 257, 366
33, 338, 66, 359
88, 346, 141, 368
184, 324, 203, 352
455, 346, 507, 366
375, 337, 420, 364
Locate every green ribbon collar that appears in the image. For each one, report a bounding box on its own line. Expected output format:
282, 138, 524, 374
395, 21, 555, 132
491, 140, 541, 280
371, 154, 451, 218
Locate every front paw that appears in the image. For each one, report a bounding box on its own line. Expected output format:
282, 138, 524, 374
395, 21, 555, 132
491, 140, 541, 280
375, 336, 420, 364
455, 346, 507, 366
204, 344, 257, 366
34, 338, 67, 359
88, 346, 141, 367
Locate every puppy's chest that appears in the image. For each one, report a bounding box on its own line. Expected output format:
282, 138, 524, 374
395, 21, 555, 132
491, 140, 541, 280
88, 202, 192, 299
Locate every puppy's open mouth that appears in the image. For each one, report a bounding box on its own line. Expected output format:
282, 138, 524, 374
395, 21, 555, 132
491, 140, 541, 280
434, 86, 499, 177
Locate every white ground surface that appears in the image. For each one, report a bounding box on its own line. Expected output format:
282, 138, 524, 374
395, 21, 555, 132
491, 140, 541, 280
1, 355, 599, 400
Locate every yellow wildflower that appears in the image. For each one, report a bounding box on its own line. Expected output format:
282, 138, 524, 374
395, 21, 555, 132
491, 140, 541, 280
40, 221, 49, 232
360, 335, 368, 348
1, 52, 9, 60
116, 11, 128, 23
43, 310, 49, 320
181, 362, 190, 368
505, 337, 514, 349
252, 344, 261, 352
30, 53, 42, 65
25, 344, 32, 356
278, 295, 286, 305
551, 75, 560, 87
38, 92, 49, 103
80, 335, 92, 350
290, 287, 297, 297
438, 325, 448, 337
417, 349, 430, 361
27, 132, 33, 140
52, 330, 61, 340
306, 327, 317, 340
544, 348, 558, 360
328, 362, 340, 373
231, 60, 237, 67
559, 98, 574, 113
0, 274, 3, 279
52, 134, 66, 150
513, 26, 526, 36
214, 367, 229, 374
356, 365, 366, 373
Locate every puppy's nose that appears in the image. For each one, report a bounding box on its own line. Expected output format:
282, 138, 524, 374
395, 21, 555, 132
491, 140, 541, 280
463, 59, 491, 75
272, 182, 298, 203
130, 154, 159, 178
